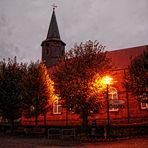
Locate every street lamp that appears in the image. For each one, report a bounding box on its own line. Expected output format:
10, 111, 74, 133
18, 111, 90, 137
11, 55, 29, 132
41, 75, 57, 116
102, 76, 113, 139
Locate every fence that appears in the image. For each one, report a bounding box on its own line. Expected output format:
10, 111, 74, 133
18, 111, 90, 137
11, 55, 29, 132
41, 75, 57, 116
20, 117, 148, 126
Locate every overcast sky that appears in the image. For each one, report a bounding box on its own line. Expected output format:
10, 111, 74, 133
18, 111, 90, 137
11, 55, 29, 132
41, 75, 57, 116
0, 0, 148, 62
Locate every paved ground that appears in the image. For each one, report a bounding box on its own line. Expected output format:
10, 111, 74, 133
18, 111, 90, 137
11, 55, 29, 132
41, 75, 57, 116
0, 136, 147, 148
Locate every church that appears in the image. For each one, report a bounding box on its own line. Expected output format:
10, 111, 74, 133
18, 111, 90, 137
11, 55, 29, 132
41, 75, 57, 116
22, 8, 148, 126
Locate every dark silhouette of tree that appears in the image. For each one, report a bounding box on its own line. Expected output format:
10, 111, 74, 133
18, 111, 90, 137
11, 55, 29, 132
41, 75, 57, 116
53, 40, 111, 127
23, 61, 54, 126
125, 48, 148, 103
0, 57, 27, 130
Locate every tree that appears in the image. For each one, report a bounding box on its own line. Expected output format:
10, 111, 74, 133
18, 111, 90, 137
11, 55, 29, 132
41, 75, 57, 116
125, 48, 148, 103
53, 40, 111, 127
0, 57, 27, 130
23, 61, 54, 126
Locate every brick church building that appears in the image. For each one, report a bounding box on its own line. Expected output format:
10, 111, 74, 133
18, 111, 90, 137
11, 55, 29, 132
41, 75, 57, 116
22, 8, 148, 126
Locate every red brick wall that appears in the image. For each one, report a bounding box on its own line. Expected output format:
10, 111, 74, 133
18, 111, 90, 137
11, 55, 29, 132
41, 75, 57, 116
21, 46, 148, 126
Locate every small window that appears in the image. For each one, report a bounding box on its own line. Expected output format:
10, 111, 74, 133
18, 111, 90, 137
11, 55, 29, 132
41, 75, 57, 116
46, 43, 49, 46
53, 98, 62, 114
141, 102, 148, 109
139, 94, 148, 109
0, 116, 2, 122
109, 87, 119, 111
46, 49, 49, 55
62, 49, 64, 56
0, 64, 2, 72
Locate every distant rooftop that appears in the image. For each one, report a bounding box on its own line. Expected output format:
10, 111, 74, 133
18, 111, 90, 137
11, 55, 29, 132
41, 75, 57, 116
107, 45, 148, 69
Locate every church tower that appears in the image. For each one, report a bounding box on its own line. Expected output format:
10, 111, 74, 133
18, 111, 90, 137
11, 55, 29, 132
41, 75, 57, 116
41, 8, 66, 68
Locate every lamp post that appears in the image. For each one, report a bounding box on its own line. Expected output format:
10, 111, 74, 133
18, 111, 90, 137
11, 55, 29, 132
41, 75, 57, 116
106, 83, 110, 139
66, 107, 68, 126
102, 76, 113, 139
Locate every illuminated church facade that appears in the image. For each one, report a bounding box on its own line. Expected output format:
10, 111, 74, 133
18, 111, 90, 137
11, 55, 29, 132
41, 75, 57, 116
22, 8, 148, 126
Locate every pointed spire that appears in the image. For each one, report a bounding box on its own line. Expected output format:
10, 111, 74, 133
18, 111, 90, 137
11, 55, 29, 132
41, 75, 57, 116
47, 8, 61, 39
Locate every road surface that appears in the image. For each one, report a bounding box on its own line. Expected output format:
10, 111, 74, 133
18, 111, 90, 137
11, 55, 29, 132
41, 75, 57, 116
0, 136, 147, 148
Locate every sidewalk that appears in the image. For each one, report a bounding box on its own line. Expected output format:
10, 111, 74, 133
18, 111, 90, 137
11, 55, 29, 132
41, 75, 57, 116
0, 135, 148, 148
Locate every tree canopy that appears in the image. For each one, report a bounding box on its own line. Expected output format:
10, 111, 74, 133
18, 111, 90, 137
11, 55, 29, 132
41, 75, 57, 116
0, 57, 27, 128
126, 48, 148, 103
0, 58, 54, 127
53, 40, 111, 126
23, 61, 54, 126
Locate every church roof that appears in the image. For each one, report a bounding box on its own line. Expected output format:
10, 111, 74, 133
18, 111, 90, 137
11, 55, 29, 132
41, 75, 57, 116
47, 9, 61, 40
107, 45, 148, 70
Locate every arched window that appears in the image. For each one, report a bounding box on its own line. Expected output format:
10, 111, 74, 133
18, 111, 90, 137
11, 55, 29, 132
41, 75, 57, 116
141, 102, 148, 109
109, 87, 119, 111
140, 93, 148, 109
53, 98, 62, 114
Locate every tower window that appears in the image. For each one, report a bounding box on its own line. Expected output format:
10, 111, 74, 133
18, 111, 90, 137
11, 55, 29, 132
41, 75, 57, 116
46, 49, 49, 55
62, 49, 64, 56
46, 43, 49, 46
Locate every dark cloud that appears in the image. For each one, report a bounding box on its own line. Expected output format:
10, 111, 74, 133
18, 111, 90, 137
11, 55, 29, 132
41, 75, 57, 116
0, 0, 148, 62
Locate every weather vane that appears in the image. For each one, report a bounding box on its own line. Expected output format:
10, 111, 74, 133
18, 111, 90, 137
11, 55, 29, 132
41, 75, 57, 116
51, 3, 57, 10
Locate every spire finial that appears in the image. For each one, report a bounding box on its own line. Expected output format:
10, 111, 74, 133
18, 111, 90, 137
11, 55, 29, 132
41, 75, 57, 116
51, 3, 57, 11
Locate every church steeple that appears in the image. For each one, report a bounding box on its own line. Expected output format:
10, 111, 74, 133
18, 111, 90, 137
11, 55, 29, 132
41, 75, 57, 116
41, 8, 66, 68
47, 9, 60, 39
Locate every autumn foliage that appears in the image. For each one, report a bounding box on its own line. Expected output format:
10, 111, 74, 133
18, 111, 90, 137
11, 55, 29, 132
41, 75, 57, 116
22, 61, 54, 126
0, 58, 54, 127
53, 40, 111, 126
126, 48, 148, 103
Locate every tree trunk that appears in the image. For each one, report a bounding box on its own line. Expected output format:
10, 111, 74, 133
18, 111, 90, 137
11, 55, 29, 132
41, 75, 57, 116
44, 112, 46, 127
10, 119, 14, 133
35, 113, 38, 127
81, 112, 89, 134
35, 95, 38, 127
82, 115, 88, 127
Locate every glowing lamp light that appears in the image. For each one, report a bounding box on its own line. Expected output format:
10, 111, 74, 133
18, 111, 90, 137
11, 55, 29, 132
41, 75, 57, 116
101, 75, 113, 85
